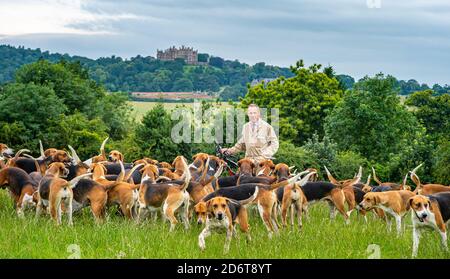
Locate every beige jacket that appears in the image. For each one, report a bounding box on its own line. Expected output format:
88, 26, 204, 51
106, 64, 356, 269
229, 119, 279, 162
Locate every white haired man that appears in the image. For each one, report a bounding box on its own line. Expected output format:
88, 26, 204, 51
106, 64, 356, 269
221, 104, 279, 164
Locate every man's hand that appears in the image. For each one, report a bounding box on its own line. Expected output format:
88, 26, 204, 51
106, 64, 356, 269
220, 148, 232, 156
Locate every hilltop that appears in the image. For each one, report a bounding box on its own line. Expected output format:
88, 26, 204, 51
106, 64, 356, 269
0, 45, 448, 99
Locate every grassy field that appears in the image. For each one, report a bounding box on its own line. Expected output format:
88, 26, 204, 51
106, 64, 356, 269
129, 101, 235, 122
0, 191, 448, 259
129, 98, 411, 122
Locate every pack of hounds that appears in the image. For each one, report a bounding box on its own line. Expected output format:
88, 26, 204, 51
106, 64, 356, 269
0, 138, 449, 257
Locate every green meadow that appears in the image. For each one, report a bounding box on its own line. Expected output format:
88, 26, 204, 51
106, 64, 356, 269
129, 101, 236, 121
0, 191, 447, 259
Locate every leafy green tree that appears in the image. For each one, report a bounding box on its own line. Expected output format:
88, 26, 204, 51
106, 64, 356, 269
198, 53, 209, 63
152, 70, 172, 92
0, 121, 30, 150
432, 140, 450, 185
241, 60, 343, 144
98, 92, 133, 140
14, 59, 131, 140
45, 113, 108, 159
135, 104, 190, 162
325, 73, 421, 162
220, 84, 247, 101
209, 57, 224, 68
405, 90, 450, 141
303, 134, 338, 174
0, 83, 66, 143
172, 78, 194, 91
275, 141, 320, 176
15, 60, 103, 116
331, 151, 369, 181
336, 74, 355, 90
432, 84, 449, 95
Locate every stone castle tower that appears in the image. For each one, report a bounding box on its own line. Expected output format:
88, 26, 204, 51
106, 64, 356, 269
157, 45, 198, 65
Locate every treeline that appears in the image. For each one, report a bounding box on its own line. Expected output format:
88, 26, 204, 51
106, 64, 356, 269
336, 74, 450, 95
0, 45, 292, 100
0, 59, 448, 186
1, 45, 449, 100
0, 60, 132, 158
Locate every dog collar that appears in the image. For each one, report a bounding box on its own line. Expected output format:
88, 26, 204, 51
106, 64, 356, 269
414, 210, 425, 223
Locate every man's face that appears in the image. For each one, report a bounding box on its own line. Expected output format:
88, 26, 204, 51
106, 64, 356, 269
248, 106, 260, 123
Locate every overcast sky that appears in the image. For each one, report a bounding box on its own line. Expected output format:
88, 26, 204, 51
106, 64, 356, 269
1, 0, 449, 85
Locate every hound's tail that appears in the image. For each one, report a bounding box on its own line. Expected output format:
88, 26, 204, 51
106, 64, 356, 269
269, 172, 302, 190
123, 163, 145, 183
239, 187, 260, 206
69, 173, 93, 189
180, 156, 191, 191
99, 137, 109, 160
371, 167, 382, 186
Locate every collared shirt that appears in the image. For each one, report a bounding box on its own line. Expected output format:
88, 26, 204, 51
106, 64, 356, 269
229, 119, 279, 163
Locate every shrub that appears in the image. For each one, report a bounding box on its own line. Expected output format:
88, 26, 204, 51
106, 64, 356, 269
275, 140, 320, 176
330, 151, 369, 181
432, 140, 450, 185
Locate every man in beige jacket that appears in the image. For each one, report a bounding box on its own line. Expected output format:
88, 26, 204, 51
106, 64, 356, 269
221, 104, 279, 164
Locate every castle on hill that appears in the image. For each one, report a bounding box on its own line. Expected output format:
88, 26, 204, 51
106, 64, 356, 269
157, 45, 200, 65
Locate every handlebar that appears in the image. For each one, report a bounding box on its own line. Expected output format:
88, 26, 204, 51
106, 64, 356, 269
215, 144, 239, 171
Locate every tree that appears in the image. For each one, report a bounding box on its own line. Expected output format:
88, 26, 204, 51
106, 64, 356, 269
45, 113, 109, 159
398, 79, 422, 95
172, 78, 194, 92
405, 90, 450, 141
220, 84, 247, 101
0, 121, 30, 150
325, 73, 421, 161
13, 59, 131, 140
0, 83, 67, 146
241, 60, 343, 144
432, 140, 450, 185
336, 74, 355, 90
209, 57, 224, 68
135, 104, 190, 162
15, 60, 103, 116
198, 53, 209, 63
98, 92, 133, 140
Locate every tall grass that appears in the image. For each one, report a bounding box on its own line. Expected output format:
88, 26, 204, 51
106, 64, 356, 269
0, 191, 447, 259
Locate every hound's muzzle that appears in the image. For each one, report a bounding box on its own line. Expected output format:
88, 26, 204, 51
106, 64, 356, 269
2, 148, 14, 158
216, 212, 224, 220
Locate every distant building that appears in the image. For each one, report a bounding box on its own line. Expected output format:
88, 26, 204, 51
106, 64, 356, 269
130, 91, 214, 101
157, 46, 198, 65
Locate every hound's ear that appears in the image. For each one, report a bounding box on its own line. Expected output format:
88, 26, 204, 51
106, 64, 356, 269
118, 153, 124, 162
408, 197, 414, 207
374, 195, 381, 204
427, 199, 432, 209
237, 159, 242, 167
139, 166, 146, 173
206, 199, 213, 211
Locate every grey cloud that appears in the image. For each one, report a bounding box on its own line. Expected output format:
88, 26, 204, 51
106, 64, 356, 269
1, 0, 449, 85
